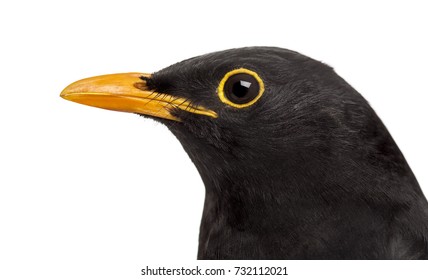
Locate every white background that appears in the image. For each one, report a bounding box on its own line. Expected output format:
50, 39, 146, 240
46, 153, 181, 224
0, 0, 427, 279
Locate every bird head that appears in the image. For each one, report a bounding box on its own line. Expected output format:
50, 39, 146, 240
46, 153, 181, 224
60, 47, 406, 195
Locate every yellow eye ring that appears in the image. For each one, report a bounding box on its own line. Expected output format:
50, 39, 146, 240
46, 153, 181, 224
217, 68, 265, 108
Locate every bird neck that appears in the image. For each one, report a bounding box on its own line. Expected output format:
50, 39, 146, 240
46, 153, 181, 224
195, 155, 328, 259
194, 144, 423, 259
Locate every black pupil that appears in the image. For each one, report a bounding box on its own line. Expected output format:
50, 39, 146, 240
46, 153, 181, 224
224, 73, 260, 104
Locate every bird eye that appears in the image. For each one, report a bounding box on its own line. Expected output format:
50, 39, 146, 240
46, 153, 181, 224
218, 68, 265, 108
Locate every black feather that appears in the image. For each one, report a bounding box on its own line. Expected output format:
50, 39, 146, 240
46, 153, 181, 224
146, 47, 428, 259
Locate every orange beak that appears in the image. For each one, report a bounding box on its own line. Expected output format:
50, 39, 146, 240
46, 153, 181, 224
60, 73, 217, 121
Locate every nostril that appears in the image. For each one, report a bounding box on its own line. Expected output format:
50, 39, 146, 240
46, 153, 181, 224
133, 81, 150, 91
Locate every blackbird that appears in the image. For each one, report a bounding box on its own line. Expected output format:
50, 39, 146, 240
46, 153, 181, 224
61, 47, 428, 259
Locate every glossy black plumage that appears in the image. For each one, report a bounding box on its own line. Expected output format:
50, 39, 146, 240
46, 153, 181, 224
146, 47, 428, 259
